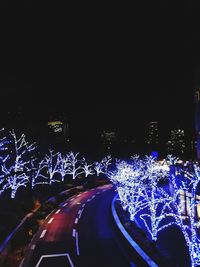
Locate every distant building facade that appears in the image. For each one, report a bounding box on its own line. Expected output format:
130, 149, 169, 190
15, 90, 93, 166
166, 129, 186, 157
146, 121, 159, 152
101, 130, 117, 151
47, 120, 69, 148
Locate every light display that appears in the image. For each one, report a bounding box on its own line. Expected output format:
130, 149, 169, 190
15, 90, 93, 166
65, 152, 85, 180
94, 161, 104, 176
0, 130, 36, 198
29, 159, 47, 188
170, 164, 200, 267
94, 155, 112, 176
57, 153, 95, 180
82, 159, 94, 177
0, 126, 199, 267
44, 150, 60, 184
0, 129, 9, 191
101, 155, 112, 173
0, 128, 9, 155
111, 154, 200, 266
57, 153, 71, 182
109, 155, 174, 241
166, 154, 179, 166
139, 186, 174, 241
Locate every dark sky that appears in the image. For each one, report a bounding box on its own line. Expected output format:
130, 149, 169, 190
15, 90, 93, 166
0, 5, 199, 142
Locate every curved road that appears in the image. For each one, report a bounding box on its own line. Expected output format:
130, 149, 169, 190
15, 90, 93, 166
21, 184, 138, 267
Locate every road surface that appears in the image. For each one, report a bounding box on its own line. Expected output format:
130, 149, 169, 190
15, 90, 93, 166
21, 184, 138, 267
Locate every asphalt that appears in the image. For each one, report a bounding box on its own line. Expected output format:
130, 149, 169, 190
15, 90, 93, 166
21, 184, 137, 267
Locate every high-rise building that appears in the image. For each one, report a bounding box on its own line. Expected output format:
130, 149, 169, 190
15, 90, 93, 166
146, 121, 159, 151
101, 130, 117, 151
166, 129, 186, 157
195, 88, 200, 160
47, 120, 69, 146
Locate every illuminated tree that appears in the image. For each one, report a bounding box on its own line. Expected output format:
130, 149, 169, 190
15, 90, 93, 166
189, 165, 200, 266
94, 161, 104, 177
128, 184, 149, 221
130, 154, 141, 169
170, 164, 200, 267
108, 155, 175, 241
138, 156, 174, 241
108, 159, 148, 216
108, 161, 134, 210
94, 155, 112, 177
29, 159, 47, 188
65, 151, 85, 180
117, 185, 130, 211
0, 128, 9, 163
140, 187, 174, 241
166, 154, 179, 166
82, 159, 94, 177
44, 150, 60, 184
0, 130, 36, 198
101, 155, 112, 174
57, 153, 95, 181
57, 153, 71, 182
0, 128, 10, 193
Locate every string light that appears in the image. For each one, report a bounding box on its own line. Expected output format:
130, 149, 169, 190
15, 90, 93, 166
64, 151, 85, 180
94, 155, 112, 177
0, 130, 36, 198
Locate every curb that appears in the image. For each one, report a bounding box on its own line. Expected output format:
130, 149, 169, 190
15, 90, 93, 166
111, 194, 158, 267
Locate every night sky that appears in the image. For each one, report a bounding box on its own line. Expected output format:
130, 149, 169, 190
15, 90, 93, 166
0, 5, 199, 145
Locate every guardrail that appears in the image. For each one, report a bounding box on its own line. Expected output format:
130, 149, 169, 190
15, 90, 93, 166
111, 194, 158, 267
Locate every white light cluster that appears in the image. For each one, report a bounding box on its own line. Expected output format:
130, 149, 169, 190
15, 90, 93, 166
170, 164, 200, 267
0, 130, 36, 198
108, 155, 173, 241
0, 133, 113, 198
109, 154, 200, 266
94, 155, 112, 177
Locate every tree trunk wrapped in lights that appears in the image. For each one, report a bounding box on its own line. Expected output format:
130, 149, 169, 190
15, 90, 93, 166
65, 151, 85, 180
28, 159, 48, 188
170, 164, 200, 267
0, 130, 36, 198
44, 150, 61, 184
94, 155, 112, 177
108, 155, 175, 242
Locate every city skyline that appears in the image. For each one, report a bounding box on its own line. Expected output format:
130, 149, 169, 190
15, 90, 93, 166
0, 73, 196, 148
0, 6, 199, 155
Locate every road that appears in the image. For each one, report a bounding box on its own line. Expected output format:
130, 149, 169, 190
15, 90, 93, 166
21, 184, 138, 267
